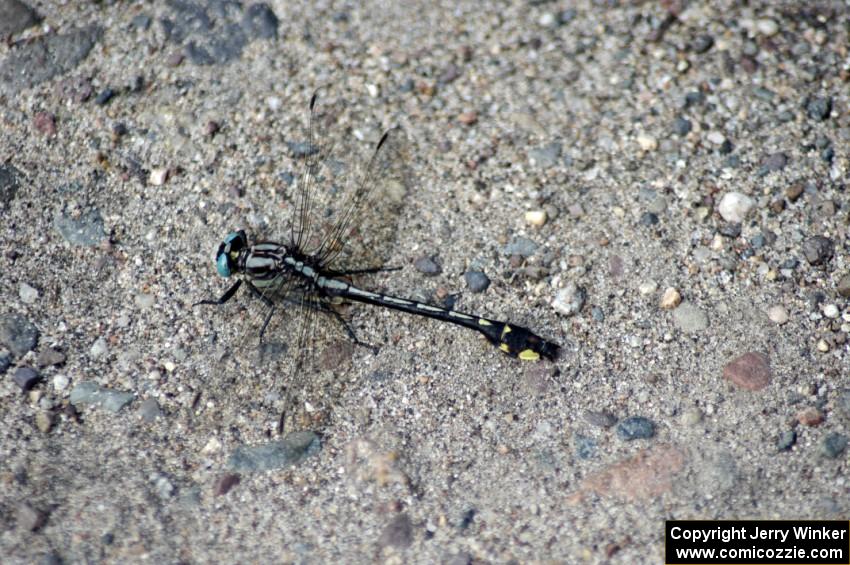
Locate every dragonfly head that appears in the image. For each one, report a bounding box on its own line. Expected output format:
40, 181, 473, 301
215, 230, 247, 277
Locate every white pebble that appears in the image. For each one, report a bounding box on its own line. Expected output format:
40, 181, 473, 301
659, 287, 682, 310
90, 337, 108, 359
823, 304, 839, 318
706, 131, 726, 145
717, 192, 754, 223
637, 134, 658, 151
816, 339, 829, 352
19, 283, 39, 304
53, 374, 69, 392
639, 280, 658, 295
524, 210, 547, 226
149, 168, 170, 186
767, 305, 789, 325
755, 18, 779, 37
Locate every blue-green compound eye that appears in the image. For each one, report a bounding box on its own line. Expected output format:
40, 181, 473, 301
216, 251, 232, 277
214, 231, 246, 277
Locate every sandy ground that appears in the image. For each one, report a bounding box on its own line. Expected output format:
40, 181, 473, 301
1, 0, 848, 562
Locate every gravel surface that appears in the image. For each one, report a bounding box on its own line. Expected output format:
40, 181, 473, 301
1, 0, 848, 563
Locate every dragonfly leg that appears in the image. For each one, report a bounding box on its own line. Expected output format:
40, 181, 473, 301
323, 305, 378, 354
192, 280, 242, 307
245, 282, 276, 342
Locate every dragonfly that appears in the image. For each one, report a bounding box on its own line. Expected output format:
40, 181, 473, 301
195, 91, 560, 429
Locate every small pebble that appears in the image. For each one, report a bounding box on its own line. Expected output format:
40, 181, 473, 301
551, 282, 586, 317
816, 339, 830, 353
796, 407, 824, 427
464, 271, 490, 293
18, 282, 39, 303
616, 416, 656, 441
502, 236, 539, 257
755, 18, 779, 36
149, 168, 170, 186
777, 430, 796, 451
214, 473, 241, 496
717, 192, 754, 223
806, 96, 832, 122
139, 397, 163, 422
16, 503, 47, 532
837, 275, 850, 298
413, 256, 441, 276
766, 305, 789, 325
584, 410, 617, 428
226, 431, 322, 471
524, 210, 547, 226
636, 134, 657, 152
762, 152, 788, 173
35, 411, 53, 433
823, 304, 839, 319
457, 111, 477, 125
706, 131, 726, 145
95, 88, 116, 106
638, 280, 658, 295
0, 313, 39, 357
723, 352, 770, 391
37, 348, 66, 367
89, 337, 108, 359
821, 433, 848, 459
802, 236, 834, 265
672, 302, 708, 332
673, 117, 691, 136
659, 287, 681, 310
53, 374, 69, 391
13, 367, 40, 391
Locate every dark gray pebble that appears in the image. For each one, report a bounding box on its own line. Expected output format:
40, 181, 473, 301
0, 313, 39, 357
226, 431, 321, 471
502, 236, 539, 257
802, 236, 834, 265
639, 212, 659, 226
0, 351, 10, 374
138, 397, 163, 422
36, 347, 66, 367
414, 256, 442, 276
684, 90, 705, 107
719, 139, 734, 154
0, 26, 101, 95
464, 271, 490, 293
527, 142, 562, 168
691, 34, 714, 54
0, 0, 41, 36
837, 275, 850, 299
131, 14, 152, 31
821, 433, 847, 459
806, 96, 832, 121
673, 116, 691, 136
378, 513, 414, 549
53, 207, 106, 247
761, 152, 788, 173
719, 223, 741, 238
616, 416, 655, 440
13, 367, 40, 391
242, 3, 279, 39
584, 410, 617, 428
0, 164, 22, 205
750, 234, 766, 249
94, 88, 116, 106
213, 473, 241, 496
777, 430, 796, 451
575, 434, 597, 459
